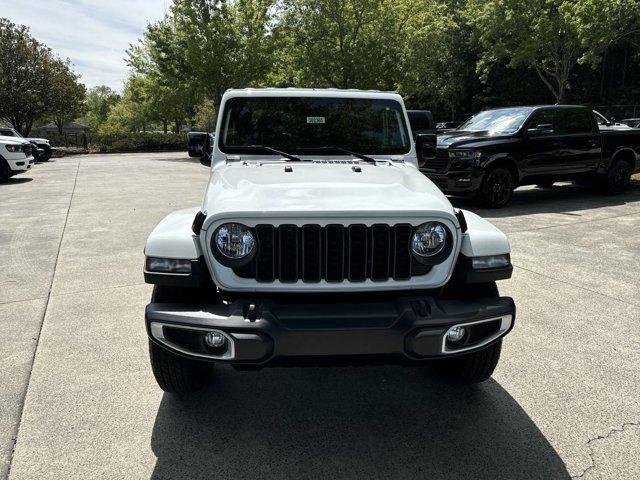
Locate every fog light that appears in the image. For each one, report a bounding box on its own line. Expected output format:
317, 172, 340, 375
447, 326, 467, 343
204, 331, 226, 349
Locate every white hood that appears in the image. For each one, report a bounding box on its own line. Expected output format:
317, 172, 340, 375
0, 135, 24, 144
201, 160, 455, 224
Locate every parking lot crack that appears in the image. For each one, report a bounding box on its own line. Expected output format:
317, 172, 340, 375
5, 159, 82, 478
571, 421, 640, 479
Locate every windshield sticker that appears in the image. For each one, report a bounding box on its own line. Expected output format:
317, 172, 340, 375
306, 116, 326, 124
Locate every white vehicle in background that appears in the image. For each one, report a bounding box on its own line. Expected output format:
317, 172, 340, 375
143, 88, 516, 393
592, 110, 633, 131
0, 127, 53, 161
0, 135, 36, 181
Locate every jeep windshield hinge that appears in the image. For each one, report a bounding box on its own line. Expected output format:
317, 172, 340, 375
455, 209, 468, 233
192, 211, 207, 234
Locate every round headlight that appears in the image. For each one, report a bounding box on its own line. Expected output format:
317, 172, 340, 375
214, 223, 256, 259
411, 222, 447, 257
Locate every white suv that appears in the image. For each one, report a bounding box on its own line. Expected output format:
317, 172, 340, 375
0, 135, 35, 181
143, 88, 516, 393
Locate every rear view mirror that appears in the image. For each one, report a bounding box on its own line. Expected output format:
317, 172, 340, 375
415, 133, 436, 168
527, 124, 554, 135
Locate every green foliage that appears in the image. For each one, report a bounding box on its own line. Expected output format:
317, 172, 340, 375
0, 18, 85, 135
193, 98, 216, 131
465, 0, 640, 103
84, 85, 120, 130
49, 59, 86, 134
88, 132, 186, 152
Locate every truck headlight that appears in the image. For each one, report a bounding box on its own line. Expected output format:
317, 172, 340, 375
411, 222, 448, 258
448, 149, 481, 160
214, 223, 256, 260
145, 257, 192, 274
5, 144, 20, 152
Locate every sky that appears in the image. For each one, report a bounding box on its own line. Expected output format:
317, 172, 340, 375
1, 0, 168, 91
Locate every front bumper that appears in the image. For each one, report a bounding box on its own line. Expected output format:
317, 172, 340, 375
421, 170, 485, 194
146, 294, 515, 366
7, 156, 35, 173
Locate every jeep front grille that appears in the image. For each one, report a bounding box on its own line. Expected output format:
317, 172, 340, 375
233, 224, 431, 283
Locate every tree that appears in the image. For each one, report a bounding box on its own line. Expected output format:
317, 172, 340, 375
282, 0, 414, 90
48, 59, 86, 134
128, 0, 276, 112
466, 0, 583, 103
0, 19, 52, 134
569, 0, 640, 65
0, 18, 86, 135
84, 86, 120, 130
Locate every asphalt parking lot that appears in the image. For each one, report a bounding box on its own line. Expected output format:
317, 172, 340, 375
1, 152, 639, 480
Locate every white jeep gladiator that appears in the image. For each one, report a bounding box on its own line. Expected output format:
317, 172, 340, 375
0, 135, 36, 182
144, 88, 516, 393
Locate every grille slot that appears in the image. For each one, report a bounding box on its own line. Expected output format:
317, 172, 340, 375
234, 224, 432, 283
423, 148, 449, 172
325, 225, 345, 282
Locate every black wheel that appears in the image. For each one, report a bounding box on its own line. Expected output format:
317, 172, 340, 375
603, 157, 633, 194
0, 159, 10, 182
478, 167, 515, 208
148, 285, 214, 393
536, 179, 554, 188
149, 340, 209, 394
39, 144, 52, 162
437, 340, 503, 383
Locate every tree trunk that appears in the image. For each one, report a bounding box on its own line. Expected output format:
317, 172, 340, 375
163, 120, 168, 134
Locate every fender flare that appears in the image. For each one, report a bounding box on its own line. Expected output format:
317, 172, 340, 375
145, 207, 203, 259
483, 154, 521, 183
458, 209, 510, 257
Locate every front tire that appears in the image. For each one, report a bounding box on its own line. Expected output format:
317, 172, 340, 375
478, 167, 515, 208
0, 159, 10, 182
602, 157, 633, 194
148, 285, 213, 393
437, 340, 503, 383
39, 144, 52, 162
149, 340, 209, 394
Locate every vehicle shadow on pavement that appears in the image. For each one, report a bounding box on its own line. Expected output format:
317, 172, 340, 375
153, 156, 206, 165
451, 182, 640, 219
0, 177, 33, 185
150, 365, 570, 480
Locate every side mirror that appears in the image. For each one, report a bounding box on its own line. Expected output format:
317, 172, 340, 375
527, 124, 554, 136
415, 133, 436, 168
200, 133, 213, 167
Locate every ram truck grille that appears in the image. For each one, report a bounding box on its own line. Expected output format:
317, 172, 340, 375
422, 148, 449, 172
233, 224, 431, 283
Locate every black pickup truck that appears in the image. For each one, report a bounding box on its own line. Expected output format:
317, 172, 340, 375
420, 105, 640, 207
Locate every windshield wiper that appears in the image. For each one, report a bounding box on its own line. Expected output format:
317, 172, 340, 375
312, 146, 378, 165
247, 145, 302, 162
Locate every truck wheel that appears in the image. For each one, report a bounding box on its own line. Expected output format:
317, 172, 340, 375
40, 145, 52, 162
478, 167, 515, 208
148, 285, 213, 393
0, 159, 9, 182
437, 340, 503, 383
603, 157, 633, 194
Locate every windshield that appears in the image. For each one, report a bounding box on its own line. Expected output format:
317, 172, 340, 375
458, 107, 534, 134
0, 128, 21, 138
219, 96, 411, 156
